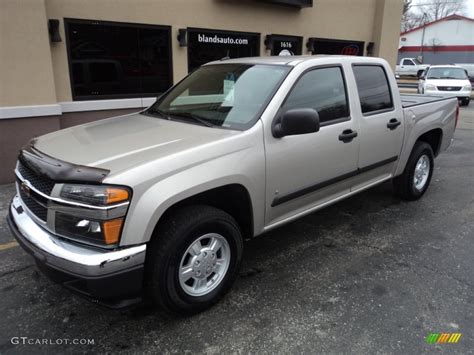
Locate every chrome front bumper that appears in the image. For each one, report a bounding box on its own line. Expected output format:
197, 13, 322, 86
9, 195, 146, 278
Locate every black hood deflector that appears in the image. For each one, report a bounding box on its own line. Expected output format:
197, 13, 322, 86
18, 139, 110, 184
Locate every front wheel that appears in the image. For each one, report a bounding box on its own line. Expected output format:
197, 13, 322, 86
393, 142, 434, 201
145, 205, 243, 314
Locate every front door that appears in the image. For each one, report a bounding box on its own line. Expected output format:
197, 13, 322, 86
400, 58, 415, 76
264, 66, 360, 227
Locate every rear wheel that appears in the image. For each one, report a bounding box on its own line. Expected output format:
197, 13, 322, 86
145, 205, 243, 314
393, 142, 434, 201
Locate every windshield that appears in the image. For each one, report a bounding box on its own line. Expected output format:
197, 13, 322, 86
144, 64, 290, 130
427, 67, 468, 80
413, 58, 422, 65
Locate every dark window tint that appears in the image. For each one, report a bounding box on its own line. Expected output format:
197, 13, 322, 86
403, 59, 414, 65
283, 67, 349, 123
353, 65, 393, 114
65, 19, 172, 100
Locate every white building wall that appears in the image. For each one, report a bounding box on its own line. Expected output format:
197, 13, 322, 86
400, 18, 474, 48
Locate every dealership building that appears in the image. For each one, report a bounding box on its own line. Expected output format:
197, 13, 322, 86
0, 0, 403, 183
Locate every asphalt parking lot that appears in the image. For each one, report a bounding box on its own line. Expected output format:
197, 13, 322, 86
0, 105, 473, 354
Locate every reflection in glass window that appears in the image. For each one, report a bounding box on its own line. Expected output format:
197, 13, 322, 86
283, 67, 349, 123
146, 64, 289, 130
66, 19, 172, 100
353, 65, 393, 114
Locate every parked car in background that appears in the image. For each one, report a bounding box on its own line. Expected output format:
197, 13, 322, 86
8, 56, 459, 314
418, 65, 472, 106
396, 57, 429, 77
455, 63, 474, 88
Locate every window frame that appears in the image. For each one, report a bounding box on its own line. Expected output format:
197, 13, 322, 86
351, 63, 395, 117
64, 18, 173, 101
278, 64, 351, 127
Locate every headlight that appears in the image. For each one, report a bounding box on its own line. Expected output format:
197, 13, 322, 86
54, 184, 131, 248
60, 184, 130, 206
425, 84, 437, 91
463, 84, 472, 91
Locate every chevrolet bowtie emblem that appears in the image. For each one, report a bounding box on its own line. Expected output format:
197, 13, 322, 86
21, 181, 31, 197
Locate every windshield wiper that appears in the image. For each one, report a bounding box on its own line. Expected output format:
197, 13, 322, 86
168, 112, 216, 127
144, 107, 170, 119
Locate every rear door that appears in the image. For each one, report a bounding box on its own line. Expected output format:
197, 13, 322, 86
350, 64, 405, 189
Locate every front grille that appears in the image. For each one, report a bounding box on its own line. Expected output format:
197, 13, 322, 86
18, 184, 48, 222
437, 86, 462, 92
17, 161, 55, 195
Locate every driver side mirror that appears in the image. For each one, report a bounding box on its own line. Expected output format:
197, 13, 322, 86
273, 108, 320, 138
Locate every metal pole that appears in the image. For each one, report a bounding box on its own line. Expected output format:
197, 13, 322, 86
420, 13, 427, 62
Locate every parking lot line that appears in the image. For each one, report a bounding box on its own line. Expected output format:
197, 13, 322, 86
0, 241, 19, 251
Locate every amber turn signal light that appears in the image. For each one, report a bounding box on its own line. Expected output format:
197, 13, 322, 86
106, 187, 130, 204
103, 218, 124, 245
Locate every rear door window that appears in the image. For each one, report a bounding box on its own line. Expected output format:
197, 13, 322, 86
353, 65, 394, 115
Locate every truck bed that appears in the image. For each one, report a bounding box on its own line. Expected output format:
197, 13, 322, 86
400, 94, 454, 108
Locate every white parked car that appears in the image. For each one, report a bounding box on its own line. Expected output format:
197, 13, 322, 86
418, 65, 471, 106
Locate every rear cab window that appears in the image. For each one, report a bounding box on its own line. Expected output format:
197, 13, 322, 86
352, 65, 394, 115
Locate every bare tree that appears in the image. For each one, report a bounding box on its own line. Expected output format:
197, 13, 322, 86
401, 0, 425, 32
401, 0, 468, 32
415, 0, 467, 22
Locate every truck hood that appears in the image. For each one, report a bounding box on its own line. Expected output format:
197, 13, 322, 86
33, 112, 239, 174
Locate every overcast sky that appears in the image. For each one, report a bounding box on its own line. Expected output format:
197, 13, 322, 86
467, 0, 474, 17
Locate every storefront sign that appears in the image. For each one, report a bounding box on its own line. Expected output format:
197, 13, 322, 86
307, 37, 365, 56
265, 34, 303, 56
187, 28, 260, 72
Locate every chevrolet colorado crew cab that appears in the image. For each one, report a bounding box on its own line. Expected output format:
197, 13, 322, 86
8, 56, 458, 314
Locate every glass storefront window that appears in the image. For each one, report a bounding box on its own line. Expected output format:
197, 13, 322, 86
65, 19, 172, 100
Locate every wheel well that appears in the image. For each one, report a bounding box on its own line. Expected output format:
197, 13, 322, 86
417, 129, 443, 156
157, 184, 254, 239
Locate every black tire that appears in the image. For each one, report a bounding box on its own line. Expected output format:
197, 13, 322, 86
145, 205, 243, 314
462, 98, 470, 106
393, 141, 434, 201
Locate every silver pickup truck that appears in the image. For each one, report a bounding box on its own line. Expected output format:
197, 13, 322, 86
8, 56, 458, 314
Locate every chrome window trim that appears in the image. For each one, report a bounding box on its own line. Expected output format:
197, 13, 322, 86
15, 169, 130, 211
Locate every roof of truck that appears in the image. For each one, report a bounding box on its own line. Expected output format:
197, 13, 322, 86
205, 55, 385, 67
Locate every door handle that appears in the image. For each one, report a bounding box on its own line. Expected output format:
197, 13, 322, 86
387, 118, 401, 130
338, 129, 358, 143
